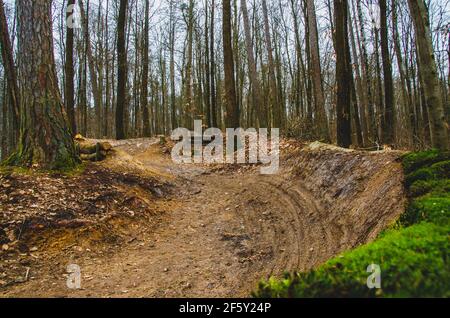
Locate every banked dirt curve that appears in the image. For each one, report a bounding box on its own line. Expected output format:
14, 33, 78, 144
0, 140, 405, 297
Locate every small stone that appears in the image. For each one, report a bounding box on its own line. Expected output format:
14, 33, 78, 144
163, 268, 169, 272
2, 244, 9, 251
30, 246, 38, 252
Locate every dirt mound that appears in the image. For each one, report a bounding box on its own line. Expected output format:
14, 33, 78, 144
286, 142, 406, 247
0, 139, 407, 297
0, 164, 172, 288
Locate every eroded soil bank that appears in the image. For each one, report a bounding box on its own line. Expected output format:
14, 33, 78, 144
0, 139, 406, 297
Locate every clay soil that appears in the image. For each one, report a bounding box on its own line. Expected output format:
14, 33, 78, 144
0, 138, 406, 298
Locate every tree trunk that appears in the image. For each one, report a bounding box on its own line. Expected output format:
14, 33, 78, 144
306, 0, 330, 141
380, 0, 395, 145
262, 0, 279, 128
182, 0, 194, 129
115, 0, 128, 140
1, 82, 7, 159
334, 0, 352, 148
210, 0, 218, 127
103, 0, 110, 138
348, 6, 368, 146
241, 0, 266, 128
392, 0, 414, 145
64, 0, 76, 136
9, 0, 79, 170
408, 0, 449, 150
354, 0, 375, 142
0, 0, 19, 146
79, 0, 103, 138
169, 0, 176, 130
141, 0, 151, 137
222, 0, 239, 128
204, 0, 211, 128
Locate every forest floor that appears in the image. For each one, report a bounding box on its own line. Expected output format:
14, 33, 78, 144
0, 138, 406, 298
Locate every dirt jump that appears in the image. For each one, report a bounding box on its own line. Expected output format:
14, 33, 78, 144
0, 138, 405, 297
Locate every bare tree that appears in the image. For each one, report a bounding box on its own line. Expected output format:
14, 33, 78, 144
262, 0, 280, 128
0, 0, 19, 145
407, 0, 449, 150
116, 0, 128, 140
380, 0, 395, 145
334, 0, 352, 148
64, 0, 76, 135
306, 0, 329, 141
141, 0, 151, 137
223, 0, 239, 128
241, 0, 266, 127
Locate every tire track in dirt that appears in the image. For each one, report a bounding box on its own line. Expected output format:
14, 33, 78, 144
0, 141, 405, 298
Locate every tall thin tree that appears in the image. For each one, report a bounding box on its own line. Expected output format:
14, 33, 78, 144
241, 0, 266, 127
306, 0, 330, 141
380, 0, 395, 145
116, 0, 128, 140
407, 0, 449, 150
0, 0, 19, 145
141, 0, 151, 137
64, 0, 76, 135
222, 0, 239, 128
334, 0, 352, 148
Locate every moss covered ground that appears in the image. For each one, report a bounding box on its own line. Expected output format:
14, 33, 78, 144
253, 150, 450, 298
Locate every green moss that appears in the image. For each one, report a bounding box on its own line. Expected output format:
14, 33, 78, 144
400, 151, 450, 227
1, 154, 85, 177
409, 179, 450, 197
253, 150, 450, 298
401, 196, 450, 227
404, 160, 450, 188
2, 145, 81, 173
59, 161, 87, 177
402, 150, 449, 175
253, 223, 450, 298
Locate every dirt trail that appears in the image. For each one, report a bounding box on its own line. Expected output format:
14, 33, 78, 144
0, 140, 405, 298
